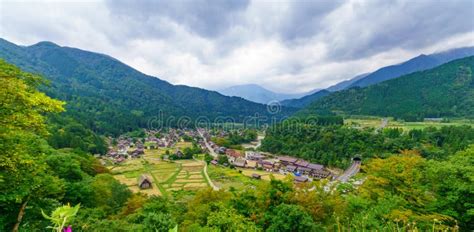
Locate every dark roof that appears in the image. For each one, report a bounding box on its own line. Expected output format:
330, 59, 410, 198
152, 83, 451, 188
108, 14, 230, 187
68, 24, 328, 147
138, 175, 152, 185
294, 176, 308, 182
252, 173, 261, 179
297, 167, 311, 172
234, 159, 246, 167
307, 163, 324, 170
278, 156, 298, 163
295, 160, 309, 167
286, 165, 297, 172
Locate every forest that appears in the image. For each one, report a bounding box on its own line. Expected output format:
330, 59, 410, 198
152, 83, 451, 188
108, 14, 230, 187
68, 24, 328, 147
299, 56, 474, 121
261, 121, 474, 168
1, 58, 473, 231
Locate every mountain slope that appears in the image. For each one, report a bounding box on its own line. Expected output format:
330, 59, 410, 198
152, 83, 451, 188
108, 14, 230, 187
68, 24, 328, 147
218, 84, 318, 104
326, 73, 369, 92
0, 39, 292, 135
280, 90, 331, 108
299, 56, 474, 120
349, 47, 474, 88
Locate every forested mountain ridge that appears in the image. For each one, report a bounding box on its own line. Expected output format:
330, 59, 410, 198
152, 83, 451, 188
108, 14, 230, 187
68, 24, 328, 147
349, 46, 474, 88
299, 56, 474, 120
0, 39, 293, 135
280, 90, 331, 108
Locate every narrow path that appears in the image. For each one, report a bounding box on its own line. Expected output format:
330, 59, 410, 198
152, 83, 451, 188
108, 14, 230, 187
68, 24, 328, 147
193, 156, 220, 190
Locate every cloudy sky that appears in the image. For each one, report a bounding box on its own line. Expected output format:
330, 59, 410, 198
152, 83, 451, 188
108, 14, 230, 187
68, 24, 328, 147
1, 0, 473, 93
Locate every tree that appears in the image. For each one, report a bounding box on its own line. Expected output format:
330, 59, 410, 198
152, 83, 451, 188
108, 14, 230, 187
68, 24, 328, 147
265, 204, 316, 232
0, 60, 65, 231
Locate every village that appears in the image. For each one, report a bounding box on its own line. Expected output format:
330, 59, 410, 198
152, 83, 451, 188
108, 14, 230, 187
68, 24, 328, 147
102, 127, 352, 196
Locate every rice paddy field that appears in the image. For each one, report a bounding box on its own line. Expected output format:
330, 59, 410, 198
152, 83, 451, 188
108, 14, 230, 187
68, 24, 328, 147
207, 165, 287, 190
345, 117, 474, 131
107, 142, 211, 197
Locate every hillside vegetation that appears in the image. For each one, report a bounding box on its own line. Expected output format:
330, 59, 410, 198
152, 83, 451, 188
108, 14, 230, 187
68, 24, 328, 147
0, 39, 292, 135
299, 56, 474, 120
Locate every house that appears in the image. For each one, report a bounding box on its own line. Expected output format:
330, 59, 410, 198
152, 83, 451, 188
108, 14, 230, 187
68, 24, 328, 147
260, 160, 275, 171
226, 149, 242, 163
246, 160, 258, 169
245, 151, 266, 161
297, 166, 311, 175
252, 173, 261, 179
130, 148, 145, 158
233, 157, 246, 168
286, 165, 297, 173
294, 176, 308, 183
117, 145, 128, 156
311, 169, 331, 179
307, 163, 324, 171
278, 156, 298, 166
295, 160, 309, 167
306, 163, 329, 179
138, 175, 152, 189
175, 150, 184, 158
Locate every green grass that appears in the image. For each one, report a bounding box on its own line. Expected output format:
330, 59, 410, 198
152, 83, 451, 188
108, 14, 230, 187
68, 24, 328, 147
207, 165, 259, 190
345, 117, 474, 131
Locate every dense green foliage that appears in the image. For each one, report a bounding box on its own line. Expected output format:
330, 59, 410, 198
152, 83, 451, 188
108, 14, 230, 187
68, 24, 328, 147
300, 56, 474, 120
261, 121, 474, 168
212, 129, 258, 149
0, 39, 293, 136
1, 46, 473, 231
280, 90, 331, 108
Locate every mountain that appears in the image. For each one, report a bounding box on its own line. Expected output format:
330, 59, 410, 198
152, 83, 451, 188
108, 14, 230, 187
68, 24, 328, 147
348, 47, 474, 88
0, 39, 293, 135
218, 84, 319, 104
326, 73, 370, 92
280, 90, 331, 108
299, 56, 474, 120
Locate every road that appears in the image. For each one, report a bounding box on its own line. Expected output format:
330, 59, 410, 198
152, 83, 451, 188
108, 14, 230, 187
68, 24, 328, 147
337, 161, 361, 183
197, 128, 218, 158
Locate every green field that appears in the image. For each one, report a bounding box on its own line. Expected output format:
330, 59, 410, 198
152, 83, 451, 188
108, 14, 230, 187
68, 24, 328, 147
345, 117, 474, 131
107, 143, 210, 197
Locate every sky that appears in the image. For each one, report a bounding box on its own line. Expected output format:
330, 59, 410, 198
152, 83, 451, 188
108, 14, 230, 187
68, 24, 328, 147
1, 0, 473, 93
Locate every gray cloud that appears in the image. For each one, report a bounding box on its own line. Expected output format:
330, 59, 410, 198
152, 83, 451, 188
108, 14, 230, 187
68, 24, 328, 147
321, 0, 474, 60
106, 0, 250, 38
0, 0, 473, 93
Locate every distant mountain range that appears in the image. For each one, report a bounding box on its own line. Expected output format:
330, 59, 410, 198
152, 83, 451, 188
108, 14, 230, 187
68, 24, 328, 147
298, 56, 474, 120
348, 46, 474, 88
218, 84, 320, 104
0, 38, 294, 135
280, 90, 331, 108
283, 46, 474, 108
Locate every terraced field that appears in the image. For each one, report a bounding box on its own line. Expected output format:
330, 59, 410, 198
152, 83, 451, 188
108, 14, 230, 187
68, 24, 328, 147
107, 144, 210, 196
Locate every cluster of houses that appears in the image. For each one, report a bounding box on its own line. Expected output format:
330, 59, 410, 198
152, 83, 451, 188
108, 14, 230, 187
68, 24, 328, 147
211, 150, 332, 182
143, 129, 180, 149
106, 138, 145, 163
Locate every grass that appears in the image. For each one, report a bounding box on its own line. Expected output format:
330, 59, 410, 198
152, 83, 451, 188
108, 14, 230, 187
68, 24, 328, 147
109, 146, 209, 198
207, 165, 260, 190
345, 117, 474, 131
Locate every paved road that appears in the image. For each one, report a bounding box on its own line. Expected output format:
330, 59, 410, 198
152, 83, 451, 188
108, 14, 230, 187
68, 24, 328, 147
337, 161, 361, 183
197, 128, 218, 158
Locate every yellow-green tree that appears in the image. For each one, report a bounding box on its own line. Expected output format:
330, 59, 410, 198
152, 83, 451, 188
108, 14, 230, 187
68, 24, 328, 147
0, 59, 65, 231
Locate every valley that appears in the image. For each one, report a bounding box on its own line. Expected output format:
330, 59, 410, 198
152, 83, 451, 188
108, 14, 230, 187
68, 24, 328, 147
1, 10, 474, 230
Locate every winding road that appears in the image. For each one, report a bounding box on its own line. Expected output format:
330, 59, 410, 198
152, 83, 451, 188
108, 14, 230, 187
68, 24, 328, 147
337, 160, 361, 183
